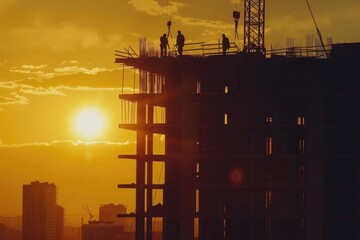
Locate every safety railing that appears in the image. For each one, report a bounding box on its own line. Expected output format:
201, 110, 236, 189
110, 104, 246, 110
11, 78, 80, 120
267, 44, 333, 59
172, 41, 241, 57
115, 46, 139, 58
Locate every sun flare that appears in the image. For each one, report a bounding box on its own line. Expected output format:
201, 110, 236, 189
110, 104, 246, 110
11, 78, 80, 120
73, 108, 106, 139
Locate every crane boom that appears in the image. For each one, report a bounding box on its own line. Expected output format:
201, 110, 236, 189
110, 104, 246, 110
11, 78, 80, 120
82, 206, 94, 220
305, 0, 329, 58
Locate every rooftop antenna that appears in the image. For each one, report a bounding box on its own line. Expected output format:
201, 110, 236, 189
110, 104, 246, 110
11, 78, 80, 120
233, 12, 240, 43
233, 0, 240, 43
167, 20, 172, 39
165, 0, 176, 53
305, 0, 329, 58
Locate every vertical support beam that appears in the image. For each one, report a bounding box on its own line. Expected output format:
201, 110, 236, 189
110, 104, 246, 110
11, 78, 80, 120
179, 98, 196, 240
136, 102, 146, 240
164, 70, 182, 240
178, 69, 198, 240
306, 96, 324, 240
146, 104, 154, 240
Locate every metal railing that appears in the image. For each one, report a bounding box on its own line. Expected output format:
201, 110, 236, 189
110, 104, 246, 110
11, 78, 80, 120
115, 41, 242, 59
267, 44, 333, 59
172, 41, 241, 57
115, 46, 139, 58
116, 43, 334, 59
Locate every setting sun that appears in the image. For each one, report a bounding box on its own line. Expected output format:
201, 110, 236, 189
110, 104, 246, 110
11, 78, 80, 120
73, 108, 106, 139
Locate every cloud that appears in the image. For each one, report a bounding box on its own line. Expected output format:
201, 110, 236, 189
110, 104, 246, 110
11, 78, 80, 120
10, 69, 58, 79
0, 81, 65, 96
55, 85, 123, 92
61, 60, 79, 65
173, 15, 232, 30
20, 64, 48, 70
128, 0, 232, 30
54, 66, 108, 75
10, 65, 115, 81
0, 139, 136, 148
11, 22, 123, 52
0, 93, 29, 105
0, 81, 21, 89
19, 87, 66, 96
0, 60, 8, 66
0, 80, 123, 94
128, 0, 186, 16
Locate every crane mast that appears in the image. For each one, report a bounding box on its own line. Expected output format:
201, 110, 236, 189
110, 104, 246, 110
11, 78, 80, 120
243, 0, 266, 54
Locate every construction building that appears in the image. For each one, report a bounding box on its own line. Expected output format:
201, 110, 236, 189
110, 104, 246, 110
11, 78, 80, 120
115, 41, 360, 240
115, 1, 359, 239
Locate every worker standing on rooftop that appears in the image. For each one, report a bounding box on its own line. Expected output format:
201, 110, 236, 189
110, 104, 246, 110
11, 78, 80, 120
160, 33, 169, 57
176, 30, 185, 56
222, 33, 230, 55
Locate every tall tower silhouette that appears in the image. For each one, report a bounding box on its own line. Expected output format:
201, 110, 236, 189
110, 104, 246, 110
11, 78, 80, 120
22, 181, 57, 240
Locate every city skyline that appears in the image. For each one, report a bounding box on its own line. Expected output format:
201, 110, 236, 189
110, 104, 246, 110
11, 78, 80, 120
1, 181, 132, 240
1, 0, 360, 226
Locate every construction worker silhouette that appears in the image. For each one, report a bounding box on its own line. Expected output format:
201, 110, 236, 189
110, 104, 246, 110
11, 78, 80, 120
176, 31, 185, 56
160, 34, 169, 57
222, 34, 230, 55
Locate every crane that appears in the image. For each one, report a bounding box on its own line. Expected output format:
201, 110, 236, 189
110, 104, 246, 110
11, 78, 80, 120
233, 0, 241, 43
243, 0, 266, 54
305, 0, 329, 58
82, 206, 94, 221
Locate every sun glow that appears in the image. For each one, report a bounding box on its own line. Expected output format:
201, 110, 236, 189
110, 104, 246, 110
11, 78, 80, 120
73, 108, 106, 139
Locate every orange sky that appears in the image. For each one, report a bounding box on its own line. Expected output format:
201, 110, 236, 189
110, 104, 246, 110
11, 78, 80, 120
0, 0, 359, 226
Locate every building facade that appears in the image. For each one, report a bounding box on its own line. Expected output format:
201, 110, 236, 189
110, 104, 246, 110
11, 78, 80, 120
22, 181, 60, 240
0, 216, 22, 230
81, 221, 125, 240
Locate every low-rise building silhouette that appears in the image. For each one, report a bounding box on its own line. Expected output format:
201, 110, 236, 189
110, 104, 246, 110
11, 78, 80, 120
81, 221, 125, 240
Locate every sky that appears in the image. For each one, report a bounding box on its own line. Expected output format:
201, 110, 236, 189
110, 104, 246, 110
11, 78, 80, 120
0, 0, 359, 226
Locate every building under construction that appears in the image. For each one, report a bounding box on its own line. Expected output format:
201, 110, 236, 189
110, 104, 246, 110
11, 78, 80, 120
115, 2, 359, 239
115, 41, 360, 240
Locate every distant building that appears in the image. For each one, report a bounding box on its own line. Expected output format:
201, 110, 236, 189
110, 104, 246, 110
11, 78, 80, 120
286, 37, 295, 48
81, 221, 125, 240
0, 223, 21, 240
286, 37, 296, 56
306, 34, 314, 56
99, 203, 126, 224
22, 181, 59, 240
99, 204, 126, 225
56, 205, 64, 240
315, 38, 322, 57
0, 216, 22, 230
306, 34, 314, 47
63, 226, 81, 240
147, 42, 156, 57
99, 203, 131, 232
139, 38, 146, 58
